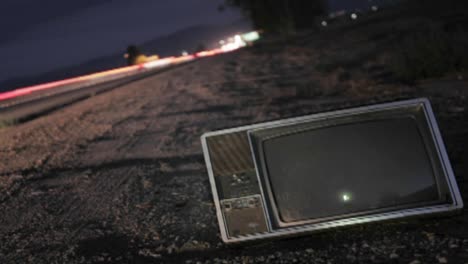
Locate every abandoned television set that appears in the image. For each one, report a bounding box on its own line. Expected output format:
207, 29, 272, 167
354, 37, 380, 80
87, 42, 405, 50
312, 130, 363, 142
201, 98, 463, 243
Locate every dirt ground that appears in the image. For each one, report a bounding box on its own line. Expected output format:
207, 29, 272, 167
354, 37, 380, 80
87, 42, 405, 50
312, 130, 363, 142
1, 15, 468, 263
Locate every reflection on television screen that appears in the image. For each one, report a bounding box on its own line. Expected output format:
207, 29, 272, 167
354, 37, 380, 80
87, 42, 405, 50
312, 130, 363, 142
261, 118, 440, 223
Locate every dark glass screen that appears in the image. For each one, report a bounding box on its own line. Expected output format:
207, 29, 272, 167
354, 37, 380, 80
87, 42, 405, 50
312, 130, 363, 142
262, 117, 440, 223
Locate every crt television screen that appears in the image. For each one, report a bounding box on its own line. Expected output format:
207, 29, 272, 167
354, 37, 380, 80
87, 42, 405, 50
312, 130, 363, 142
259, 117, 443, 225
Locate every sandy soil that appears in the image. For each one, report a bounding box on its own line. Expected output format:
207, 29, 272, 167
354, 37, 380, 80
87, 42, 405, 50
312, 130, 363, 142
1, 16, 468, 263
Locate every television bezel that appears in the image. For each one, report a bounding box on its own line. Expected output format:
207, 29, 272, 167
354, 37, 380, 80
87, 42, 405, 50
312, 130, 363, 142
201, 98, 463, 243
248, 107, 452, 228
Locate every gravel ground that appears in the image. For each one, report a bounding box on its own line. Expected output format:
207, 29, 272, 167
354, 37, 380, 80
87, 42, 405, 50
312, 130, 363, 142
1, 14, 468, 263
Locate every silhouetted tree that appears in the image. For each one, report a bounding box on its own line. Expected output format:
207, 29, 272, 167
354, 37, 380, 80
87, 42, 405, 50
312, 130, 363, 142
226, 0, 326, 33
125, 45, 142, 66
196, 43, 206, 53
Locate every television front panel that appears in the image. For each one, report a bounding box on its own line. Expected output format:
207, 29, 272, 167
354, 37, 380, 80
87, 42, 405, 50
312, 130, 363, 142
201, 98, 463, 243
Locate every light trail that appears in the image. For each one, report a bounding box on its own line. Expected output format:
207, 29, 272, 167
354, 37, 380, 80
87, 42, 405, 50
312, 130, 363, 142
0, 30, 260, 102
0, 65, 141, 101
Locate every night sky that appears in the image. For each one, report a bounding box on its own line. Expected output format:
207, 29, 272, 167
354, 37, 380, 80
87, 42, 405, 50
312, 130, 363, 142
0, 0, 244, 83
0, 0, 378, 85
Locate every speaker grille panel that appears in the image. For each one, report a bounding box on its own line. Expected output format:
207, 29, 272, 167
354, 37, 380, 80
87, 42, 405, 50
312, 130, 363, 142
206, 132, 255, 177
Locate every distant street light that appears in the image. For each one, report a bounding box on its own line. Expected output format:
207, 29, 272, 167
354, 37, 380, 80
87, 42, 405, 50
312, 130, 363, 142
181, 50, 188, 56
371, 5, 378, 11
219, 40, 225, 45
351, 13, 358, 20
321, 20, 328, 27
342, 193, 351, 202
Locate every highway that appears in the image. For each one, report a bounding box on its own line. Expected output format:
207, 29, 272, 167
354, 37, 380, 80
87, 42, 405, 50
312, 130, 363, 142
0, 30, 258, 125
0, 59, 192, 124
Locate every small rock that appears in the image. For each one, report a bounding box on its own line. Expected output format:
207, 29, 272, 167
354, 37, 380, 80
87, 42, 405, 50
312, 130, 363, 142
175, 199, 188, 208
437, 256, 448, 263
449, 106, 465, 113
10, 174, 23, 181
424, 231, 435, 241
346, 254, 356, 261
138, 249, 161, 258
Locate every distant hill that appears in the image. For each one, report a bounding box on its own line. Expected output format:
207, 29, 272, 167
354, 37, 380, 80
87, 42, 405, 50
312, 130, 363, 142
140, 21, 252, 56
0, 20, 252, 93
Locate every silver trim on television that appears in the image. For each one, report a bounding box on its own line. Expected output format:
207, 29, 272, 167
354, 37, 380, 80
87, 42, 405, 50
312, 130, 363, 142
201, 98, 463, 243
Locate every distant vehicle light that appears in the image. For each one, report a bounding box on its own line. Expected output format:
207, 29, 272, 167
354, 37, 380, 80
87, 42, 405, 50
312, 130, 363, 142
0, 65, 140, 101
241, 31, 260, 42
371, 5, 378, 11
321, 21, 328, 27
351, 13, 358, 20
221, 42, 242, 52
196, 49, 223, 57
181, 50, 188, 56
143, 57, 174, 69
341, 193, 352, 202
135, 55, 148, 64
146, 55, 160, 61
219, 40, 225, 45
